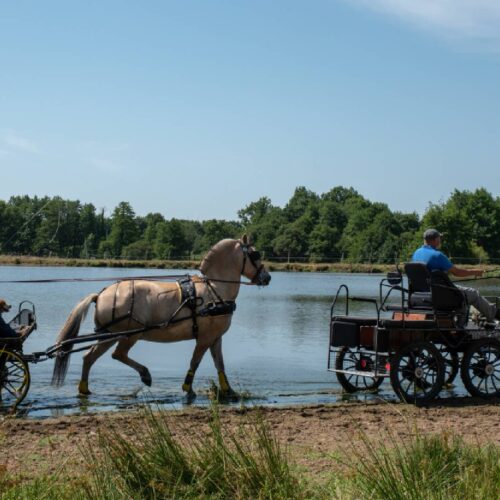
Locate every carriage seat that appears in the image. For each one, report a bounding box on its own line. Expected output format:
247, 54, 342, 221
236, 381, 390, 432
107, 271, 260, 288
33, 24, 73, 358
409, 292, 433, 308
404, 262, 467, 324
429, 270, 466, 313
404, 262, 433, 310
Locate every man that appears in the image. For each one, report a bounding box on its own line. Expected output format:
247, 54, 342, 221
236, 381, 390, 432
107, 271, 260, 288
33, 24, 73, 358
0, 298, 32, 338
412, 229, 500, 324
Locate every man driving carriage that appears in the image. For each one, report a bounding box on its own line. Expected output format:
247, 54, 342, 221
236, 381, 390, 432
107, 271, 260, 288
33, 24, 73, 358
412, 229, 500, 325
0, 298, 33, 339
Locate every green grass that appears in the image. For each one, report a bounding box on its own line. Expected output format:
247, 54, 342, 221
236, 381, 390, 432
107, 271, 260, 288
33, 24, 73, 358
1, 405, 499, 499
334, 429, 500, 500
83, 404, 303, 499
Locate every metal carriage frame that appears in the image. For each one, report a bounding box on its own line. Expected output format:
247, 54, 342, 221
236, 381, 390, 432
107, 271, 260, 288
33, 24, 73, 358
327, 266, 500, 403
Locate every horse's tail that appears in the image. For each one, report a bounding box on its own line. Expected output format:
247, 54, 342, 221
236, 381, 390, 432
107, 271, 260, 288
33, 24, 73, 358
51, 293, 99, 387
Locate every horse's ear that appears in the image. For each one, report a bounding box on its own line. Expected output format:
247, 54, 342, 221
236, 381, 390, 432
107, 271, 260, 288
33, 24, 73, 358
241, 234, 248, 245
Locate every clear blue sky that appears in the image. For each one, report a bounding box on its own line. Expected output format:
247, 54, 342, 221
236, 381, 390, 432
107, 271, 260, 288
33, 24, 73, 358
1, 1, 499, 220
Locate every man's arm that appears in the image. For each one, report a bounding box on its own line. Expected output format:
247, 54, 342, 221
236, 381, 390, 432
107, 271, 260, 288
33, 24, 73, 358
449, 266, 483, 278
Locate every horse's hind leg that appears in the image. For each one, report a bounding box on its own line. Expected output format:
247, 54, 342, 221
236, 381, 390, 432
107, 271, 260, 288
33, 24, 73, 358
111, 338, 152, 387
182, 342, 210, 398
79, 340, 116, 395
210, 336, 237, 397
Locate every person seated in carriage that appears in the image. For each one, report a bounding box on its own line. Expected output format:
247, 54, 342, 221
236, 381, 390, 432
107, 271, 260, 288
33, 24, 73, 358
0, 298, 32, 339
412, 229, 500, 325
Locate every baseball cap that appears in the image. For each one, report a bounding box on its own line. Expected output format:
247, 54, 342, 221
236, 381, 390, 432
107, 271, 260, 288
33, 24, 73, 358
423, 228, 442, 240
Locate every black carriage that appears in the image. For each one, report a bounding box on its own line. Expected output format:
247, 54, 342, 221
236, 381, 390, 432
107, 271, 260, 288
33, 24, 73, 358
328, 263, 500, 403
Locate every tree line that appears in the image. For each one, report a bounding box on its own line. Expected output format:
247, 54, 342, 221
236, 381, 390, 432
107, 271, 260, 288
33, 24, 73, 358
0, 187, 499, 264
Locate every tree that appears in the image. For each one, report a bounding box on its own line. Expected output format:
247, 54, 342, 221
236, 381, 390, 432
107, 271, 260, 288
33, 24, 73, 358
283, 187, 319, 223
154, 219, 190, 259
101, 202, 139, 258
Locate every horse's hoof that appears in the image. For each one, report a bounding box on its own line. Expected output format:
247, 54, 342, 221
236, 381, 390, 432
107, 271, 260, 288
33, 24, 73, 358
221, 388, 240, 402
185, 390, 197, 403
141, 372, 152, 387
78, 381, 92, 396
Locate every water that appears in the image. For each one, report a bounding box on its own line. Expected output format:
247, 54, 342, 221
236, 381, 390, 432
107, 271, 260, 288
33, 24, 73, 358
1, 266, 498, 417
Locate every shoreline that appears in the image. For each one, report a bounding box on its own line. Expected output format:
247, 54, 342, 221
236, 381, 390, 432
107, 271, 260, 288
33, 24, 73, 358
0, 254, 495, 274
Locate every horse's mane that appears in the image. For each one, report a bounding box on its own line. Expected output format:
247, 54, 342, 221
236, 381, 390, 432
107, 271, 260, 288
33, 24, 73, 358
199, 239, 238, 275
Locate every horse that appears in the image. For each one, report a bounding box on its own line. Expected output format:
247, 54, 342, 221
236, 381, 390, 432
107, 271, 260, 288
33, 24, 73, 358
51, 236, 271, 398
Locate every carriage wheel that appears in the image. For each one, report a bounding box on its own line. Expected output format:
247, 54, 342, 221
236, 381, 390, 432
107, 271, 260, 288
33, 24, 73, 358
433, 342, 459, 386
0, 349, 31, 411
390, 341, 445, 403
460, 339, 500, 399
335, 347, 384, 393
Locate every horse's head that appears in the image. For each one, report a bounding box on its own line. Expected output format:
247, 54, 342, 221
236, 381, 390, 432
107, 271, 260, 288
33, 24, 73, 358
239, 235, 271, 286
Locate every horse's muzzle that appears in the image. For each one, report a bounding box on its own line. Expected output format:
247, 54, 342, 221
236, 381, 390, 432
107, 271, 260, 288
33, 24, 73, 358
254, 270, 271, 286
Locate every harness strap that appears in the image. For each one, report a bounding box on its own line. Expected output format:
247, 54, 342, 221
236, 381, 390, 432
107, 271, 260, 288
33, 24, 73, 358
95, 276, 236, 338
179, 276, 200, 339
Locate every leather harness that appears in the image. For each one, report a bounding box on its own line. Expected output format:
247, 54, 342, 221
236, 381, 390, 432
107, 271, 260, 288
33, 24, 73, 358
96, 242, 261, 339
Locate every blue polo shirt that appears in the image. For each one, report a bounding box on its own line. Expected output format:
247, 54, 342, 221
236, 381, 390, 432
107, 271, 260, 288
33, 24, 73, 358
412, 245, 453, 272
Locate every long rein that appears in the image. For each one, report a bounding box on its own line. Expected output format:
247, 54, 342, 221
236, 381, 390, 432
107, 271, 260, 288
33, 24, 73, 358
0, 273, 258, 286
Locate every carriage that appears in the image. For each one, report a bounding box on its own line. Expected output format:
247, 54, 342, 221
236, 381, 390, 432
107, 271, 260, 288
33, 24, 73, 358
328, 263, 500, 403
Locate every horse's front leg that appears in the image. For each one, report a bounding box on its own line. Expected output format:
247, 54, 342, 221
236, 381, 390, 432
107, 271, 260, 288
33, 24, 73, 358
182, 342, 210, 400
210, 336, 238, 399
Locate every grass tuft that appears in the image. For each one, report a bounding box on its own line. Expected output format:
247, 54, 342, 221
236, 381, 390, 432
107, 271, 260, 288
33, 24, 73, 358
83, 403, 303, 499
336, 429, 500, 500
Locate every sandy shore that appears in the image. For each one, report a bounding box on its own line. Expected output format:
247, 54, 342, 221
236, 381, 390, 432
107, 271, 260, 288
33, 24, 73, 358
2, 398, 499, 478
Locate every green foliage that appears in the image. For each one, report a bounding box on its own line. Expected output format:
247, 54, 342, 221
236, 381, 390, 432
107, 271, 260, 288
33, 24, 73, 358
1, 187, 498, 263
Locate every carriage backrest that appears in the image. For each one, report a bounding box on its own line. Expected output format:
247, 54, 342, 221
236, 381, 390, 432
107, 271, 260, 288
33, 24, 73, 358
404, 262, 430, 293
430, 270, 466, 312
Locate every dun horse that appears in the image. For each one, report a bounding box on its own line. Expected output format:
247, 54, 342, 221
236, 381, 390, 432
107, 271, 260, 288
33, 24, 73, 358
51, 236, 271, 398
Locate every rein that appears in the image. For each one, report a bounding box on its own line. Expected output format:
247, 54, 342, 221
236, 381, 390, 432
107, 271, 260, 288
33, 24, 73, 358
0, 274, 258, 286
1, 241, 266, 286
452, 274, 500, 284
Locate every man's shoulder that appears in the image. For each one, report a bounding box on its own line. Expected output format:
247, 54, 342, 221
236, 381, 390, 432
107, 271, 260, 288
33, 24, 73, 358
412, 245, 435, 259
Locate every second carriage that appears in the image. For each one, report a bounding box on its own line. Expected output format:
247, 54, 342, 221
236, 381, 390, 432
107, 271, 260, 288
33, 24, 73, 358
328, 263, 500, 403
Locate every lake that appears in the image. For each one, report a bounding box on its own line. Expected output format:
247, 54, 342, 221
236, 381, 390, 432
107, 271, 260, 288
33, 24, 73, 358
2, 266, 499, 417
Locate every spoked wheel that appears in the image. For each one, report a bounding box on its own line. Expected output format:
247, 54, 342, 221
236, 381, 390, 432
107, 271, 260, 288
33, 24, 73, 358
461, 339, 500, 399
390, 341, 445, 403
0, 348, 31, 411
335, 347, 384, 393
433, 342, 459, 386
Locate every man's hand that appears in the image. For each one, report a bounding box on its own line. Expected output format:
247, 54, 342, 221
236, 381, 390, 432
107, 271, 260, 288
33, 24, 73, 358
18, 324, 34, 338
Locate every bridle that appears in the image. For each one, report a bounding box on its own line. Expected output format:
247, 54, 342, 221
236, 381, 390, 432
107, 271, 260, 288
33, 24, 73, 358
240, 242, 264, 283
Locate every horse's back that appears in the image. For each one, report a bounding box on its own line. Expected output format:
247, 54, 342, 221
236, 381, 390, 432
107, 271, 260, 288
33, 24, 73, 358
95, 280, 181, 331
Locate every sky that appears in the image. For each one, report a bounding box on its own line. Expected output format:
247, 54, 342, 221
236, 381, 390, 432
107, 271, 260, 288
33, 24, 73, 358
1, 0, 499, 220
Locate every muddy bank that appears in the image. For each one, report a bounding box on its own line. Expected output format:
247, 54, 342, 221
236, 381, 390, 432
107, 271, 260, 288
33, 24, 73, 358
2, 399, 499, 478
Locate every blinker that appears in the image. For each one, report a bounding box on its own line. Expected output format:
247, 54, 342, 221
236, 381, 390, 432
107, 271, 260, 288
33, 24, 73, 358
249, 251, 261, 262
